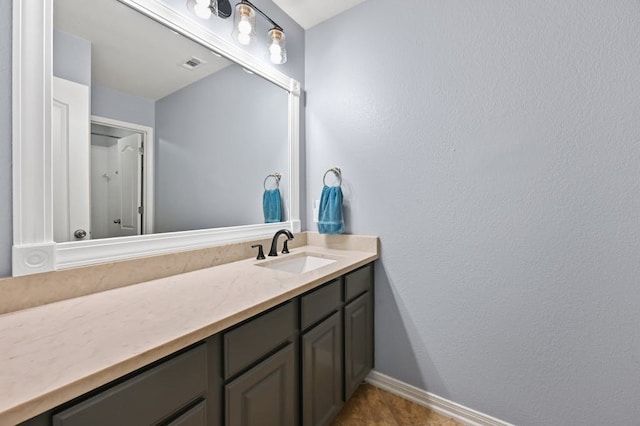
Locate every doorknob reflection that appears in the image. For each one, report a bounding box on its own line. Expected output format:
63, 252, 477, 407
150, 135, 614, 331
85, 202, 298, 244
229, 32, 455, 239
73, 229, 87, 239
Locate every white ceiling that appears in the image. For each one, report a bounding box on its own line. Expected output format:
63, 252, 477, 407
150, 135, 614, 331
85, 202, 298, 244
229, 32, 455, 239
273, 0, 367, 30
54, 0, 232, 101
53, 0, 367, 100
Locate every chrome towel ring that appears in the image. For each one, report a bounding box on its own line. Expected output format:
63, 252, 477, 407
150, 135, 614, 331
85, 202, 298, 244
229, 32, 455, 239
323, 167, 342, 186
264, 172, 282, 190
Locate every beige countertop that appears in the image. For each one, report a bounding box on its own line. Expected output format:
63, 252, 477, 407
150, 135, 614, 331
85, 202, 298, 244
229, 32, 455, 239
0, 243, 378, 425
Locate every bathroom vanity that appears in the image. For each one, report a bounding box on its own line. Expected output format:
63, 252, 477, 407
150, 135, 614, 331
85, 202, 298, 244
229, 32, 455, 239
5, 1, 375, 423
2, 237, 377, 426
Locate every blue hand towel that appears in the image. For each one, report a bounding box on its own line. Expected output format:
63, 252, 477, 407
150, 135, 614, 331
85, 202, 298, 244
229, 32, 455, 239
318, 185, 344, 234
263, 188, 282, 223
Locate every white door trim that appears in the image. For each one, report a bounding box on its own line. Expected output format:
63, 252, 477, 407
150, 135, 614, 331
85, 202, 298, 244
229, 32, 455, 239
91, 115, 154, 236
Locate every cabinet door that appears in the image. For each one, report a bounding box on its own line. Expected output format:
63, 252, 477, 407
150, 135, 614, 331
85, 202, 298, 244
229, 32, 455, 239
302, 312, 343, 426
225, 343, 297, 426
344, 292, 373, 400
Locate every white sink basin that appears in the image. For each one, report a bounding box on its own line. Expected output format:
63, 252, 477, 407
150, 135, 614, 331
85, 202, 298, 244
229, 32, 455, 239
259, 254, 337, 274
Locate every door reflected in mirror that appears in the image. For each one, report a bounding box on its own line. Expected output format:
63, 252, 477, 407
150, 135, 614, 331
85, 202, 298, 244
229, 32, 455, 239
90, 120, 147, 239
52, 0, 289, 243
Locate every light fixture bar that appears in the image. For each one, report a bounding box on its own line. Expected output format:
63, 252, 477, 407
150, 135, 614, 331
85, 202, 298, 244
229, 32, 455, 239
238, 0, 282, 31
187, 0, 289, 64
232, 0, 287, 64
186, 0, 232, 19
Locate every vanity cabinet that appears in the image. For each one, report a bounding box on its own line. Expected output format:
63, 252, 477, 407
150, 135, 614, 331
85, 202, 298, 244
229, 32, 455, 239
46, 336, 221, 426
18, 263, 374, 426
344, 265, 374, 400
225, 344, 297, 426
301, 279, 343, 426
223, 301, 298, 426
166, 401, 207, 426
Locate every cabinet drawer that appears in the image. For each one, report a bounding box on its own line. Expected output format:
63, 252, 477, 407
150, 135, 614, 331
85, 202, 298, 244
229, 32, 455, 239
166, 401, 206, 426
301, 279, 341, 330
52, 344, 207, 426
224, 301, 295, 379
345, 264, 373, 303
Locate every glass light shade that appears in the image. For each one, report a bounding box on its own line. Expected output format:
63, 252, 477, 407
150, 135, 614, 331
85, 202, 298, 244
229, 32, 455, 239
187, 0, 216, 19
268, 28, 287, 64
232, 3, 256, 45
194, 4, 212, 19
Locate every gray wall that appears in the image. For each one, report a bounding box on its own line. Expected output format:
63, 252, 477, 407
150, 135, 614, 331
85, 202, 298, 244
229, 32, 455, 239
53, 29, 91, 86
155, 65, 289, 232
53, 28, 155, 128
154, 64, 289, 232
91, 84, 155, 129
305, 1, 640, 425
0, 1, 12, 277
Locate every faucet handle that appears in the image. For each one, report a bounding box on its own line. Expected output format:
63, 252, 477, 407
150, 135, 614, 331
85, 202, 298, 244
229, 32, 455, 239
282, 239, 290, 254
251, 244, 265, 260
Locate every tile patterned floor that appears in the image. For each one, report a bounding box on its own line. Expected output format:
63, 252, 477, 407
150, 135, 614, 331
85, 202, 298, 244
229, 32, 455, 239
331, 383, 463, 426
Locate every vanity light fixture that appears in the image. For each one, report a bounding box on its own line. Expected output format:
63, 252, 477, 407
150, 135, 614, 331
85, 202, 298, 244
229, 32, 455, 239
268, 27, 287, 65
186, 0, 232, 19
232, 1, 256, 45
187, 0, 287, 65
232, 0, 287, 64
186, 0, 216, 19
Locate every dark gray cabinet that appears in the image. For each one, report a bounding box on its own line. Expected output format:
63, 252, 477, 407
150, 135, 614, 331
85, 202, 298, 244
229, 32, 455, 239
20, 262, 375, 426
300, 279, 344, 426
345, 264, 373, 302
301, 265, 374, 425
302, 311, 343, 426
344, 291, 374, 400
301, 279, 341, 330
223, 301, 298, 426
223, 301, 296, 379
52, 342, 212, 426
344, 263, 374, 400
225, 343, 297, 426
166, 401, 206, 426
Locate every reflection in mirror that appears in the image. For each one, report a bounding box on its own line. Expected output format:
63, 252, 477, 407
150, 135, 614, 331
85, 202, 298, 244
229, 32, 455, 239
90, 121, 148, 239
52, 0, 289, 243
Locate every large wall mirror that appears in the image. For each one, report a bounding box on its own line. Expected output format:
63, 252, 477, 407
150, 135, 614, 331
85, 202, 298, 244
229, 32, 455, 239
12, 0, 301, 276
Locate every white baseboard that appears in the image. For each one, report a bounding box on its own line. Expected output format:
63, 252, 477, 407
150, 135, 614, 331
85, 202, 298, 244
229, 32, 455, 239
365, 370, 513, 426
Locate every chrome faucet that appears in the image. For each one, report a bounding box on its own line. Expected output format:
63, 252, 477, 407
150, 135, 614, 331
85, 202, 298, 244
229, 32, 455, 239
268, 229, 294, 256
